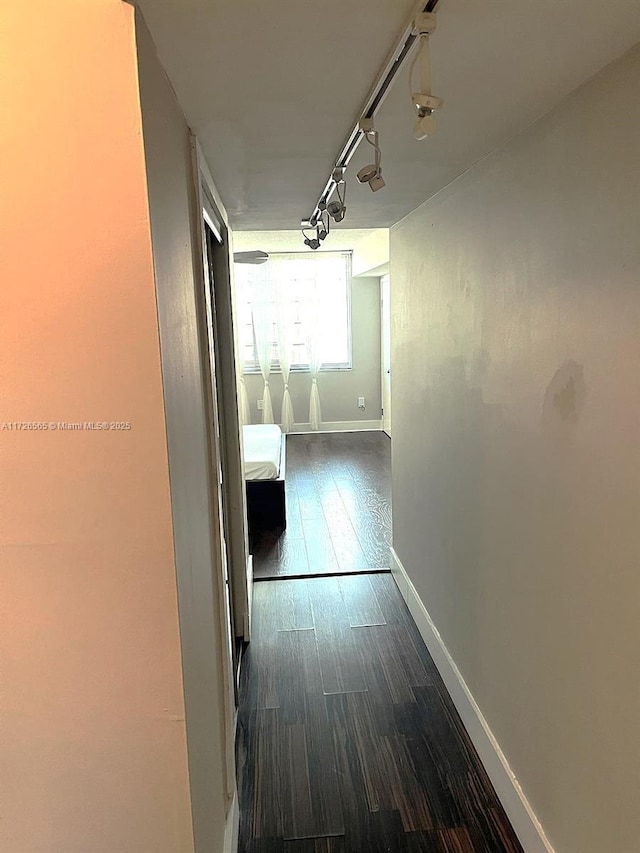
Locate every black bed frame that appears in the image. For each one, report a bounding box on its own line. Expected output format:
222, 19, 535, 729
245, 433, 287, 544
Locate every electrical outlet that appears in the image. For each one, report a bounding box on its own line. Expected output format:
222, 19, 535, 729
257, 399, 264, 410
358, 397, 366, 409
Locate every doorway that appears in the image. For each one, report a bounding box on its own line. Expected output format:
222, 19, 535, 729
200, 202, 253, 674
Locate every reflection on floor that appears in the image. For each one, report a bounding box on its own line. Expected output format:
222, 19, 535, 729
237, 574, 523, 853
252, 432, 392, 580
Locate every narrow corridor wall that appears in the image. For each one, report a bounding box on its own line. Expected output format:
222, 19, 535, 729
391, 44, 640, 853
136, 12, 237, 852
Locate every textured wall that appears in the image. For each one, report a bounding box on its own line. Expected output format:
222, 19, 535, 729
0, 2, 193, 851
391, 45, 640, 853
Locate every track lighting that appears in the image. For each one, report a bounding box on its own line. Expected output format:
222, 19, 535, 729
315, 203, 329, 240
327, 200, 346, 222
356, 119, 385, 192
410, 12, 443, 140
301, 2, 444, 232
301, 223, 321, 250
317, 218, 328, 241
327, 178, 347, 222
301, 215, 328, 248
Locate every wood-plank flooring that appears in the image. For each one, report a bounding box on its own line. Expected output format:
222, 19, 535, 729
237, 574, 524, 853
252, 432, 391, 580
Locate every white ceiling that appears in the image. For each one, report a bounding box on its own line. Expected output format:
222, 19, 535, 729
137, 0, 640, 231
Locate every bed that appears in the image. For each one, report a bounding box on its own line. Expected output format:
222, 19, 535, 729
242, 424, 287, 543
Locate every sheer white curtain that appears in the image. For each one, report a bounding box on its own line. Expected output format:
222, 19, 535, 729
275, 270, 296, 432
238, 375, 251, 426
249, 272, 274, 424
233, 264, 252, 425
302, 276, 324, 429
236, 251, 350, 430
297, 253, 346, 430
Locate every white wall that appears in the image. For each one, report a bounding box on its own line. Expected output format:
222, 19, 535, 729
1, 2, 193, 851
391, 44, 640, 853
351, 228, 390, 278
136, 13, 236, 853
242, 275, 382, 428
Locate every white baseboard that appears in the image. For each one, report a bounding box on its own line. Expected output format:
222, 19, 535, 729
244, 555, 253, 641
223, 791, 239, 853
291, 419, 382, 433
389, 547, 555, 853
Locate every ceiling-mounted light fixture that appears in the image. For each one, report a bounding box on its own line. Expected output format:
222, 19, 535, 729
356, 118, 386, 192
233, 250, 269, 264
300, 1, 442, 233
327, 200, 346, 222
301, 223, 321, 250
327, 172, 347, 223
410, 12, 443, 140
317, 204, 329, 240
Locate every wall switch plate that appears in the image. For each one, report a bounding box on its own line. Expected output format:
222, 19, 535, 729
257, 399, 264, 410
358, 397, 366, 409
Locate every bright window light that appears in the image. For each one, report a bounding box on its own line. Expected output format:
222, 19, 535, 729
235, 252, 352, 372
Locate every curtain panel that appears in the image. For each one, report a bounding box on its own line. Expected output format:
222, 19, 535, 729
235, 251, 351, 430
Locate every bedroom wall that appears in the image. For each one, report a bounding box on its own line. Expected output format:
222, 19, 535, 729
390, 43, 640, 853
135, 13, 236, 853
0, 2, 193, 851
242, 275, 382, 429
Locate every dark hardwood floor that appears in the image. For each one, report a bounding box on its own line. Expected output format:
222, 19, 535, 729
237, 574, 524, 853
252, 432, 392, 580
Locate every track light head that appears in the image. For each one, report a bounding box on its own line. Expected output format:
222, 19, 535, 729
356, 165, 385, 192
304, 237, 320, 250
357, 125, 386, 191
409, 16, 442, 142
356, 165, 377, 183
327, 200, 346, 222
413, 93, 443, 116
412, 94, 442, 140
413, 12, 437, 36
414, 113, 437, 140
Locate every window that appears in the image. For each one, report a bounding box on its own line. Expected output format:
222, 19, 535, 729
235, 251, 352, 372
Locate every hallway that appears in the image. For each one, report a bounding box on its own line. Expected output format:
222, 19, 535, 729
236, 574, 523, 852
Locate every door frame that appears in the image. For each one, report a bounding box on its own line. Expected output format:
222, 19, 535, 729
203, 211, 252, 648
189, 136, 251, 809
192, 137, 252, 646
380, 273, 391, 437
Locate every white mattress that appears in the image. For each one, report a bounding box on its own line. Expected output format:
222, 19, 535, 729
242, 424, 283, 481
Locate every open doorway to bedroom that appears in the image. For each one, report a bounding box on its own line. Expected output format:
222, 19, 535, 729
251, 430, 391, 579
233, 232, 392, 582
